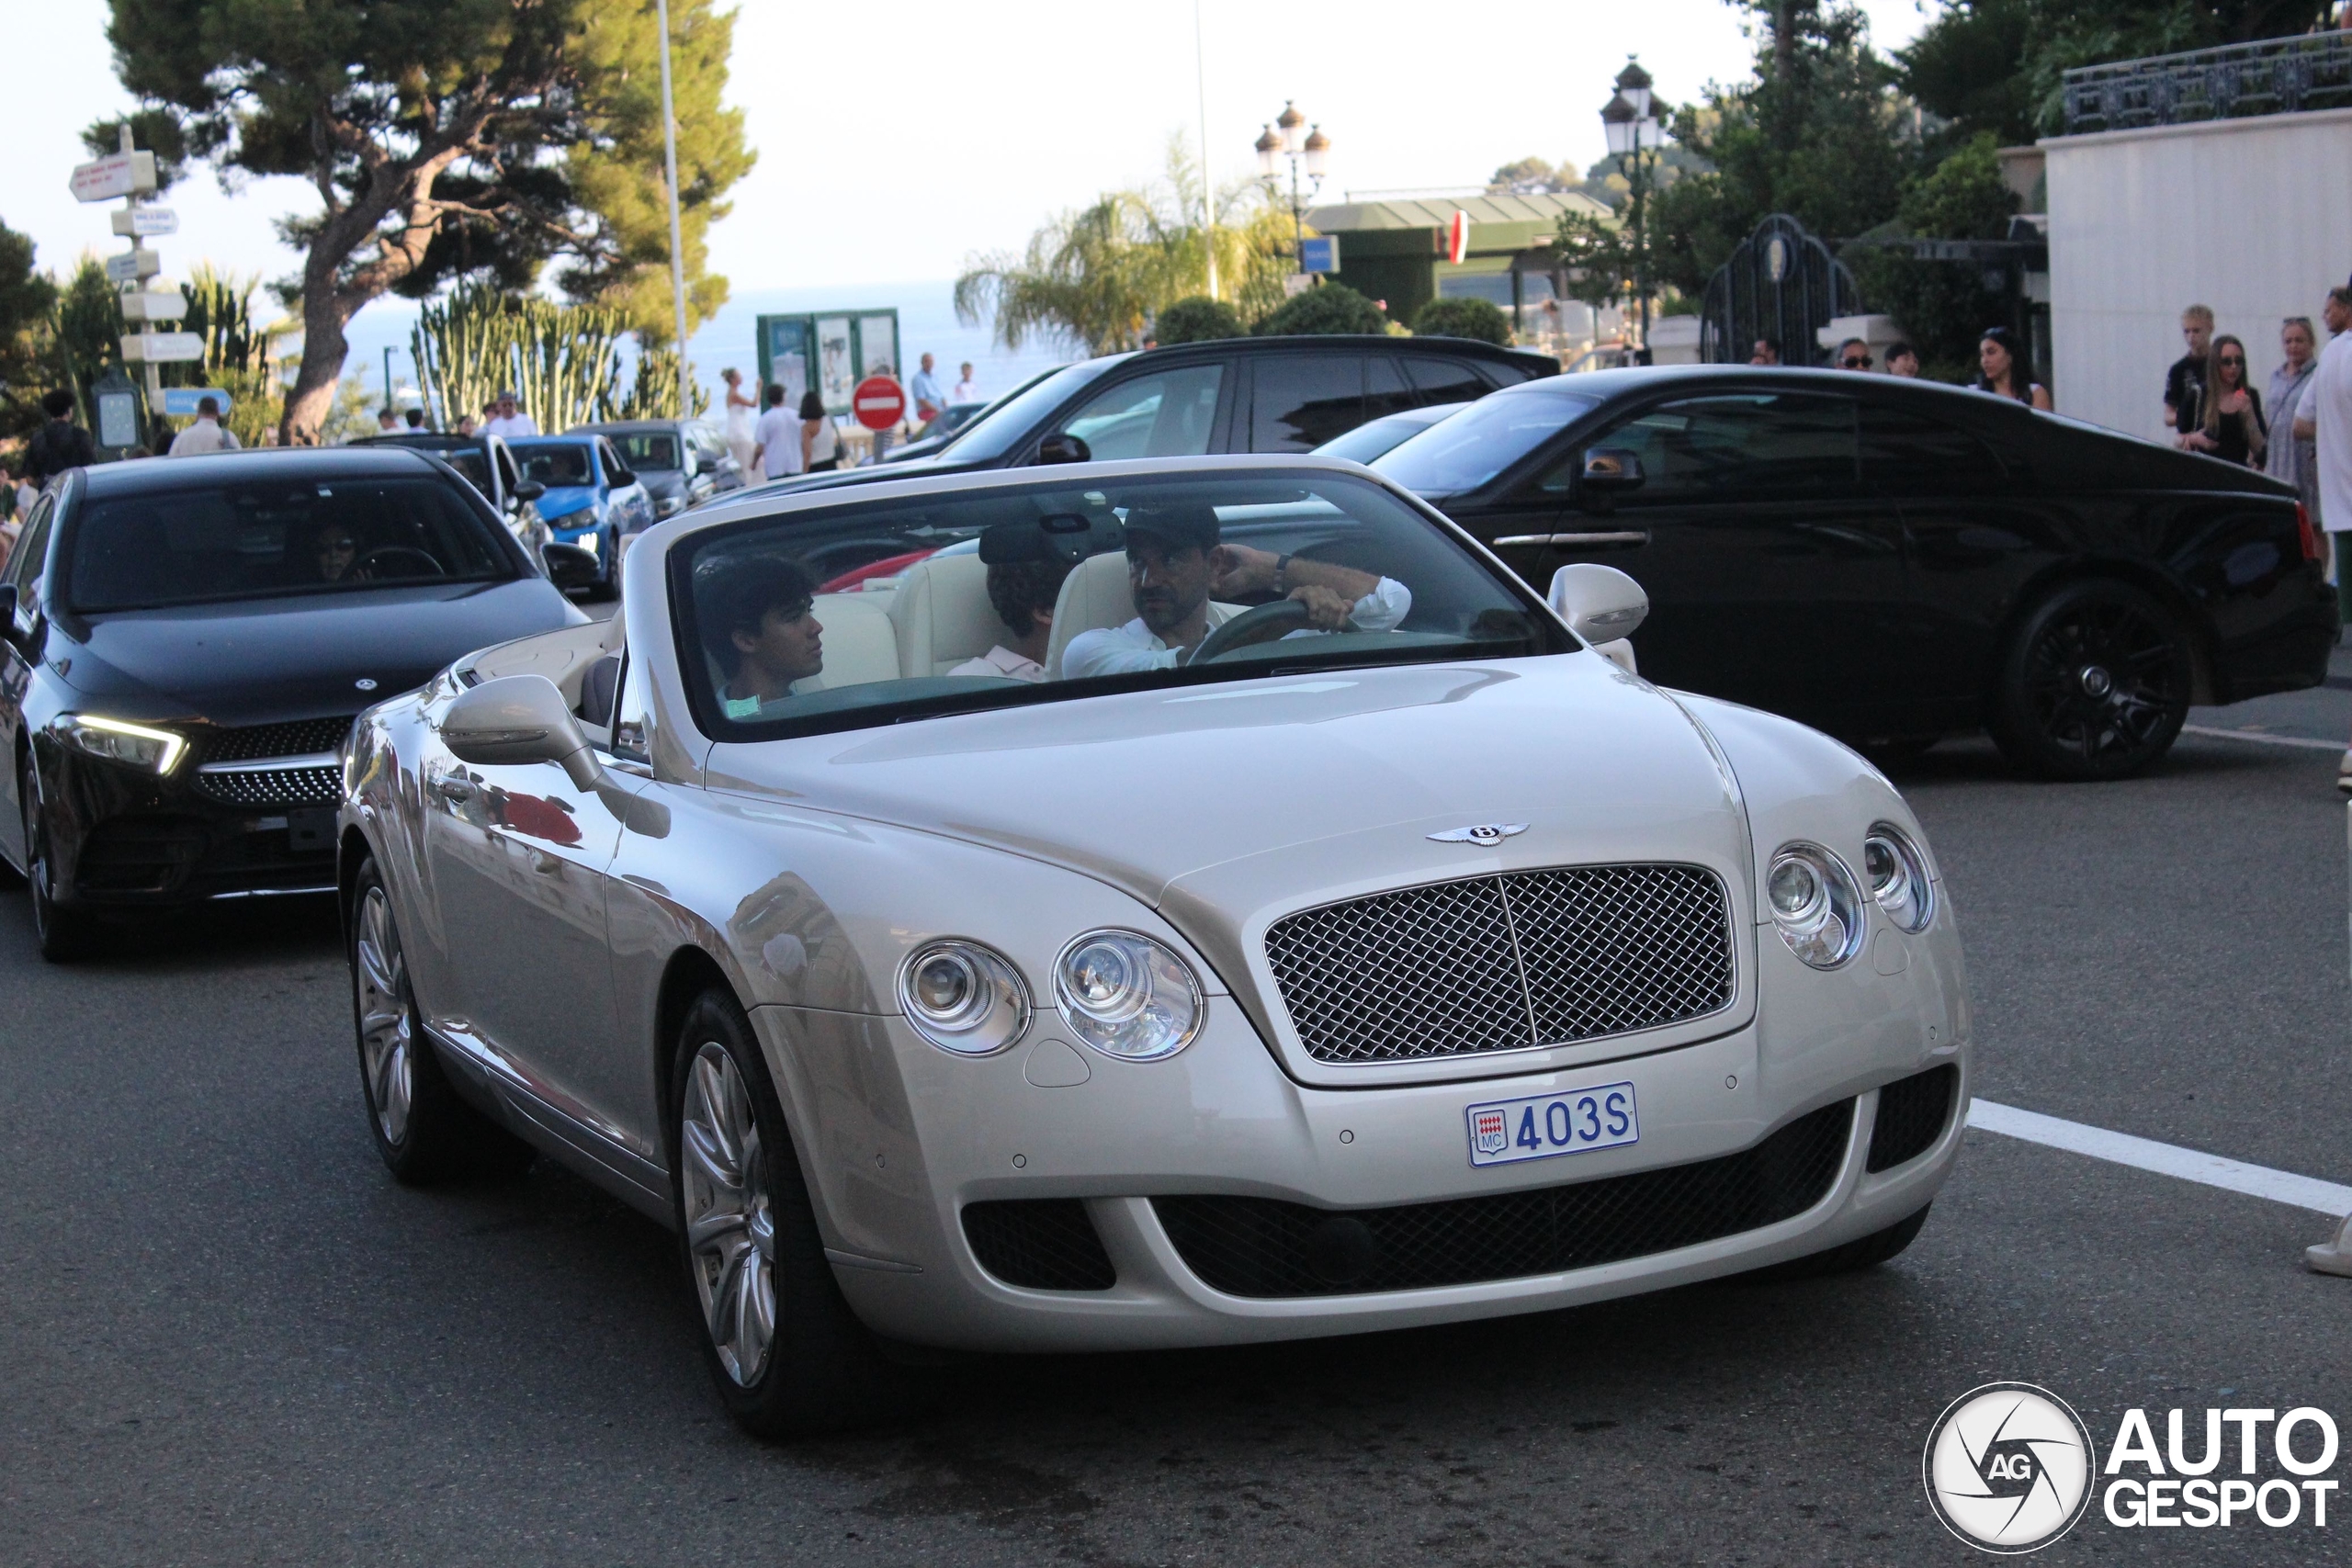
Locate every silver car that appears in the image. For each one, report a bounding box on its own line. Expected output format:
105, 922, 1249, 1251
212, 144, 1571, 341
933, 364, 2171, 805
337, 457, 1969, 1437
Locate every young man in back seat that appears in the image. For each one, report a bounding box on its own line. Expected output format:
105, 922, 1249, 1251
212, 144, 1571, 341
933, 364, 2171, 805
948, 524, 1080, 683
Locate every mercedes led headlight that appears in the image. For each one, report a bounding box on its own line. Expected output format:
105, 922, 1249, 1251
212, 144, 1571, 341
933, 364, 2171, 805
55, 714, 186, 774
1054, 931, 1203, 1061
898, 940, 1030, 1055
1863, 823, 1935, 933
1767, 842, 1866, 969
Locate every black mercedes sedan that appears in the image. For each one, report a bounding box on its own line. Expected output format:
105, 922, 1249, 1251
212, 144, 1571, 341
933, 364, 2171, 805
0, 447, 585, 958
1371, 367, 2335, 779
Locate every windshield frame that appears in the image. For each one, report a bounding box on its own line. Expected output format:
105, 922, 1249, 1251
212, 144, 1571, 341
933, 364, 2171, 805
665, 462, 1577, 746
1372, 386, 1601, 498
928, 360, 1119, 462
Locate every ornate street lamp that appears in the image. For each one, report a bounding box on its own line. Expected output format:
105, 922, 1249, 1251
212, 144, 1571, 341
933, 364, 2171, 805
1600, 58, 1663, 344
1258, 103, 1330, 270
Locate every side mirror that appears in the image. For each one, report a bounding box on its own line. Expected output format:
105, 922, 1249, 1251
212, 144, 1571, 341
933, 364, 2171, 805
542, 542, 600, 594
1579, 447, 1645, 492
512, 479, 547, 504
609, 466, 637, 488
441, 674, 603, 791
1035, 432, 1092, 466
1549, 562, 1649, 645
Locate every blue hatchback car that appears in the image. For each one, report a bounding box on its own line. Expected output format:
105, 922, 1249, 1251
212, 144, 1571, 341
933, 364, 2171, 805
507, 435, 655, 596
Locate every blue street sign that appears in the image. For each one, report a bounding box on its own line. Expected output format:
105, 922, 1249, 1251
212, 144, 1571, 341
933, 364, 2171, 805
1300, 235, 1340, 275
162, 388, 232, 417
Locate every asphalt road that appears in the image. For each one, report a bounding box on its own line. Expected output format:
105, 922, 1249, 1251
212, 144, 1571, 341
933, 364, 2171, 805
5, 699, 2352, 1566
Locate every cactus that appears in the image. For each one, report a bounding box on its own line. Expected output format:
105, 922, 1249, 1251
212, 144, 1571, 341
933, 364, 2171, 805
411, 286, 696, 432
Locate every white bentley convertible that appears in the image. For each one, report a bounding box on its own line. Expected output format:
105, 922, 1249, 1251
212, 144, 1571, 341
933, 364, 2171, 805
338, 457, 1968, 1437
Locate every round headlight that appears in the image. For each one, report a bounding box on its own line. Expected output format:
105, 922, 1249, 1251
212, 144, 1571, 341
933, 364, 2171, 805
1767, 843, 1865, 969
898, 941, 1030, 1055
1863, 823, 1935, 933
1054, 931, 1204, 1061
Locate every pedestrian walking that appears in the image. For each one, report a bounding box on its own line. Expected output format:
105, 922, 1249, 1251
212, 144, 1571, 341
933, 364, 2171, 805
482, 390, 537, 439
721, 367, 757, 477
2182, 334, 2266, 466
404, 408, 425, 430
1884, 342, 1920, 378
952, 361, 979, 403
1972, 326, 2052, 410
2165, 304, 2214, 446
166, 395, 241, 456
798, 391, 840, 473
2267, 318, 2322, 546
750, 384, 803, 482
22, 390, 98, 485
1748, 337, 1781, 367
910, 353, 945, 426
375, 407, 400, 434
2305, 287, 2352, 799
1834, 337, 1872, 371
454, 412, 477, 436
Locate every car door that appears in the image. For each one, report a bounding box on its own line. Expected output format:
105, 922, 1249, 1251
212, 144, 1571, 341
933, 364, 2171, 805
1244, 353, 1368, 452
414, 672, 645, 1144
0, 493, 57, 866
1033, 361, 1230, 462
1542, 391, 1910, 730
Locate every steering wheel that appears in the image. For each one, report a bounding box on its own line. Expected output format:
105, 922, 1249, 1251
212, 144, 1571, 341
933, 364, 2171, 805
355, 546, 444, 581
1183, 599, 1324, 666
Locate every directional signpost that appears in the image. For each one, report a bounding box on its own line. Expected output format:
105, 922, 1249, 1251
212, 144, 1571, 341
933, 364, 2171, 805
162, 389, 233, 418
110, 207, 177, 238
73, 130, 180, 447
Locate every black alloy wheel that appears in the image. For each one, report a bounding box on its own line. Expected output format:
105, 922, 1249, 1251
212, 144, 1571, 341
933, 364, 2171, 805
1988, 580, 2192, 782
19, 753, 107, 963
670, 987, 900, 1438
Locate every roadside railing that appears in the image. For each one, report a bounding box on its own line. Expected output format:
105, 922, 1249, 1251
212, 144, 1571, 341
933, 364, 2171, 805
2063, 31, 2352, 134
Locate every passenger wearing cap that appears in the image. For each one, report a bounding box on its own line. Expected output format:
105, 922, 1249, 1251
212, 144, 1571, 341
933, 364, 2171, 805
948, 521, 1086, 682
482, 389, 538, 439
1060, 502, 1410, 681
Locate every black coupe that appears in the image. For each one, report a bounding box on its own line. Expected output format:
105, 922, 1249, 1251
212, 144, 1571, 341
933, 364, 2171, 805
0, 447, 585, 958
1371, 367, 2335, 778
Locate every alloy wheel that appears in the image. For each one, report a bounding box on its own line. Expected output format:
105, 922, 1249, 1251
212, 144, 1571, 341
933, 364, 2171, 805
2016, 592, 2183, 768
354, 886, 414, 1145
681, 1042, 776, 1386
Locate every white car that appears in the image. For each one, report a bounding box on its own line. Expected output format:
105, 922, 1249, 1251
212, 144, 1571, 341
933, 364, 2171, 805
336, 456, 1969, 1437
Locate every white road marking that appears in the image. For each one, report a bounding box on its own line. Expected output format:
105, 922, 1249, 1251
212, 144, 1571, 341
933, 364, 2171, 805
2179, 724, 2345, 752
1968, 1099, 2352, 1215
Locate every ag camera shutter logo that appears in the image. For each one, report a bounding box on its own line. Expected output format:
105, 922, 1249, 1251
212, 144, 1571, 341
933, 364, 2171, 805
1923, 1382, 2097, 1553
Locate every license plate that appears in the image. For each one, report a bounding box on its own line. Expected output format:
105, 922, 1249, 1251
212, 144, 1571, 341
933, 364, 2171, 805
1465, 1081, 1638, 1168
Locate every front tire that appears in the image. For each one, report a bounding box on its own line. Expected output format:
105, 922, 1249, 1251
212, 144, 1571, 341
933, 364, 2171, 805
671, 988, 899, 1438
350, 856, 533, 1183
1987, 580, 2191, 781
21, 753, 107, 962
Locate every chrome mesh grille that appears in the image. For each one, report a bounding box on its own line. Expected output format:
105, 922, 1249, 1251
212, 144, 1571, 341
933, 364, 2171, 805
197, 716, 355, 764
1264, 863, 1735, 1065
195, 766, 342, 807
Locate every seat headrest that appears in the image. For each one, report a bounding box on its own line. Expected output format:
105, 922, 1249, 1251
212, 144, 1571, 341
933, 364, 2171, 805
1045, 551, 1138, 680
890, 552, 1003, 677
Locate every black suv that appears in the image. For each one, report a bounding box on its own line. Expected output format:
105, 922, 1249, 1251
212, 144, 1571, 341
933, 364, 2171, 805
775, 334, 1555, 493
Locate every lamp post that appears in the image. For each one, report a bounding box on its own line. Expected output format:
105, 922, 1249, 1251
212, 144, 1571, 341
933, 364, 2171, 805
1600, 57, 1663, 345
1256, 101, 1330, 271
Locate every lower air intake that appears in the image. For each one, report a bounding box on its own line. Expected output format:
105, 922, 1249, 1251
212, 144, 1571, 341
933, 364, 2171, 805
961, 1199, 1116, 1292
1865, 1065, 1957, 1173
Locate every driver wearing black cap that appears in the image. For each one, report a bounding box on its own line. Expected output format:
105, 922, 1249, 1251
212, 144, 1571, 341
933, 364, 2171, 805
1060, 501, 1410, 681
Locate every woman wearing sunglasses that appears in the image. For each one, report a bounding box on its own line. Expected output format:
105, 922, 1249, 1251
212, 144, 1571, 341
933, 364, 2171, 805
2184, 333, 2267, 468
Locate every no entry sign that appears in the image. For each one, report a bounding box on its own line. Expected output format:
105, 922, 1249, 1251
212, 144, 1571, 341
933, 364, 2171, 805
852, 375, 906, 432
1447, 210, 1471, 265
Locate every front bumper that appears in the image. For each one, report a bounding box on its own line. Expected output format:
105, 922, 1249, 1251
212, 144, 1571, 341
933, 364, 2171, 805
752, 912, 1968, 1353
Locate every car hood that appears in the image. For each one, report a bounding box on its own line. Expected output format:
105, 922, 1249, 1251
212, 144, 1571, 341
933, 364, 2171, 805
763, 455, 982, 495
706, 653, 1752, 974
54, 578, 581, 728
535, 485, 599, 522
637, 469, 688, 501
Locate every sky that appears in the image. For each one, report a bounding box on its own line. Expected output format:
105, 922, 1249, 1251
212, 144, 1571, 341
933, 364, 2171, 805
2, 0, 1936, 406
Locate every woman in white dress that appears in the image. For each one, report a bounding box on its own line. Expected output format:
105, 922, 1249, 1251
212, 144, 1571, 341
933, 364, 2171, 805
721, 367, 758, 479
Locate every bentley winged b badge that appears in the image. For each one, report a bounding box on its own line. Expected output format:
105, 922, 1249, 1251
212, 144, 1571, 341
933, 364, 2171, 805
1427, 822, 1530, 845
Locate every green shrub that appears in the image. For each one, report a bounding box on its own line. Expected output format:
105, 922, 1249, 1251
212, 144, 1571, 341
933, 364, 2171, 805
1154, 296, 1245, 344
1255, 283, 1389, 337
1411, 297, 1512, 346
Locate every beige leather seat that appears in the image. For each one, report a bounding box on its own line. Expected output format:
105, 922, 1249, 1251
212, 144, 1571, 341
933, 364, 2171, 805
1043, 551, 1242, 680
889, 553, 1003, 676
788, 592, 900, 692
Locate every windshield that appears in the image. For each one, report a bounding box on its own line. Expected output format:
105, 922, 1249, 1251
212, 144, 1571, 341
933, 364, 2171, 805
1373, 389, 1599, 495
611, 432, 681, 469
512, 442, 595, 485
674, 471, 1571, 740
931, 362, 1111, 461
64, 475, 513, 612
1314, 406, 1462, 466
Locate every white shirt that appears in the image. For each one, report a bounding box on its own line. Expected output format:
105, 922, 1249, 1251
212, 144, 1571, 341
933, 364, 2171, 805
167, 417, 240, 456
2316, 331, 2352, 532
951, 378, 979, 403
754, 407, 804, 479
1061, 579, 1414, 681
806, 416, 840, 466
483, 412, 539, 439
948, 645, 1046, 682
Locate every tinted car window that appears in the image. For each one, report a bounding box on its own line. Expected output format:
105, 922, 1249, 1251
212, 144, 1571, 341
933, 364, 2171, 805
439, 446, 493, 497
513, 443, 595, 485
7, 495, 53, 592
1860, 403, 2007, 492
935, 362, 1104, 461
1250, 355, 1366, 452
1373, 389, 1599, 496
1366, 355, 1415, 420
613, 431, 680, 470
1581, 393, 1859, 501
494, 443, 522, 498
63, 476, 513, 611
1403, 356, 1491, 407
1053, 365, 1223, 459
